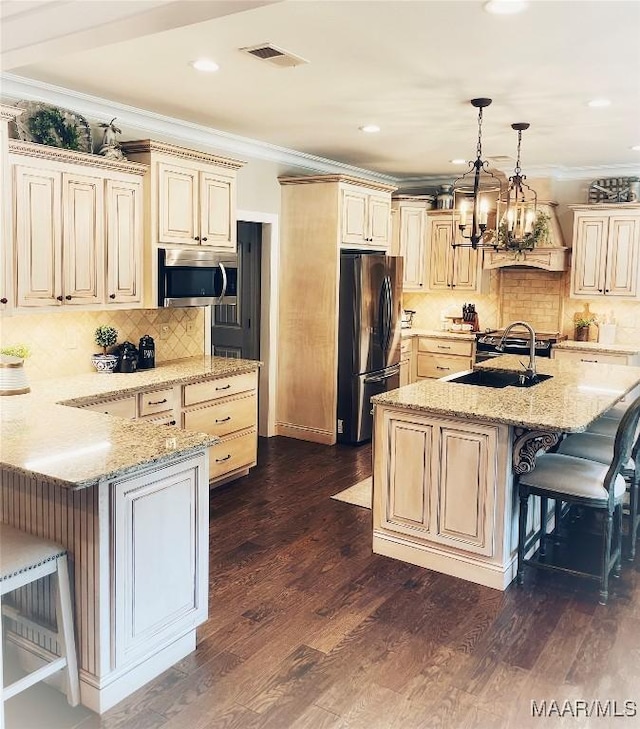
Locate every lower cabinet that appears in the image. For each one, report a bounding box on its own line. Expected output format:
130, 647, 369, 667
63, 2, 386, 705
399, 336, 413, 386
416, 336, 474, 380
376, 408, 498, 557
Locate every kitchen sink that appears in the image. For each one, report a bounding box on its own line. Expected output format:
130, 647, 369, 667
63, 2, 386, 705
445, 370, 553, 389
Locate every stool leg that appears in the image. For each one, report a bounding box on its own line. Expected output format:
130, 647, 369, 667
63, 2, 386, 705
539, 497, 548, 558
615, 502, 623, 577
554, 500, 562, 544
55, 555, 80, 707
600, 511, 613, 605
517, 485, 530, 585
629, 474, 639, 562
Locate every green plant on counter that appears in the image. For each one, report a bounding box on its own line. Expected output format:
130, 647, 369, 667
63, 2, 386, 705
575, 314, 597, 328
94, 325, 118, 355
0, 343, 31, 359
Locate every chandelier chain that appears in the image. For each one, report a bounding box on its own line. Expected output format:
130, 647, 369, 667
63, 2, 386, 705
514, 129, 523, 176
476, 107, 484, 160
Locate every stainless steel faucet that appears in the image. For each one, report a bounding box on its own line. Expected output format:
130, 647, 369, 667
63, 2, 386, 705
496, 320, 537, 381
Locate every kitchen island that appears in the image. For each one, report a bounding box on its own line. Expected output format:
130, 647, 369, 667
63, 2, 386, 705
371, 355, 640, 590
0, 356, 259, 713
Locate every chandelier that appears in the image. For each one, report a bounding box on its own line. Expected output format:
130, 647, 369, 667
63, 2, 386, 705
499, 122, 538, 251
451, 98, 503, 250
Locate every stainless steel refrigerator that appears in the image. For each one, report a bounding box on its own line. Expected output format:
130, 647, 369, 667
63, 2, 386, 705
337, 252, 403, 445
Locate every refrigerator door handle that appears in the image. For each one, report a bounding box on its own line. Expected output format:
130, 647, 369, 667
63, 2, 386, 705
364, 363, 401, 384
379, 275, 392, 353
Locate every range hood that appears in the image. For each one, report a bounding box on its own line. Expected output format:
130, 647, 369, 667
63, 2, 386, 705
483, 202, 569, 272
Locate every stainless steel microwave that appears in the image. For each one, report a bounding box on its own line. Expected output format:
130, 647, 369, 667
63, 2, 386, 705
158, 248, 238, 307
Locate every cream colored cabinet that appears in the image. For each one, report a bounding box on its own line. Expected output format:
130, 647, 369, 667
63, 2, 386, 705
341, 184, 392, 249
375, 408, 498, 557
10, 140, 145, 311
82, 395, 138, 419
570, 204, 640, 299
181, 370, 258, 484
0, 106, 20, 316
400, 337, 413, 387
391, 197, 429, 291
416, 336, 474, 380
427, 211, 483, 292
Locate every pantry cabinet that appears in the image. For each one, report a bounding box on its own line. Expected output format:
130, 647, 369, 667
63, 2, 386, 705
391, 196, 430, 291
9, 140, 145, 311
427, 211, 484, 292
569, 204, 640, 299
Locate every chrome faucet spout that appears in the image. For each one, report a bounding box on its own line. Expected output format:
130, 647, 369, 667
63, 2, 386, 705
497, 321, 537, 380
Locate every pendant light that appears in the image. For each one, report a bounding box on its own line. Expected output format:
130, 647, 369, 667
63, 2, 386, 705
452, 98, 503, 250
499, 122, 538, 250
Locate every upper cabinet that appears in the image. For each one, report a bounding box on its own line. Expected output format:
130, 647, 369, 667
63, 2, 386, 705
391, 196, 430, 291
1, 106, 22, 316
121, 140, 245, 308
341, 184, 392, 250
9, 140, 145, 311
427, 211, 484, 292
569, 204, 640, 299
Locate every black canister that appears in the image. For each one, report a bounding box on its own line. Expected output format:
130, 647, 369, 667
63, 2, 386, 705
138, 335, 155, 370
118, 341, 138, 373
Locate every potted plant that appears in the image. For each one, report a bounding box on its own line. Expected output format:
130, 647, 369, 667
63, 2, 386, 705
574, 314, 596, 342
92, 325, 119, 373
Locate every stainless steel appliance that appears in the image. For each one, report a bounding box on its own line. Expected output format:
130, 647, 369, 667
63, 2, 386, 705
337, 252, 403, 445
475, 329, 567, 363
158, 248, 237, 307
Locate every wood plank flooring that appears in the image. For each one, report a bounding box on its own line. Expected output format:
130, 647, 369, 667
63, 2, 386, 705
5, 435, 640, 729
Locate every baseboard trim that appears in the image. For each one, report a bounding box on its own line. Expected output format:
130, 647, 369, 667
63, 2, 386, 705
275, 422, 335, 445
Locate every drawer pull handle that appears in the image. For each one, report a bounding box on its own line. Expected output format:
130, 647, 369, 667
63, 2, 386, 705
216, 384, 231, 390
436, 345, 451, 350
148, 398, 168, 405
215, 416, 232, 423
581, 359, 598, 363
436, 366, 450, 371
216, 454, 232, 463
167, 420, 176, 426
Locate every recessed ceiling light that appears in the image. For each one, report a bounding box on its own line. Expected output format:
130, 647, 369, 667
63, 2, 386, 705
190, 59, 219, 73
630, 145, 640, 151
359, 124, 380, 133
450, 159, 467, 165
587, 98, 611, 108
483, 1, 529, 15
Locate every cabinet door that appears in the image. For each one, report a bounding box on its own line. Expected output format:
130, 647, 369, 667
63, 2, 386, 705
604, 216, 639, 297
105, 178, 142, 304
14, 165, 62, 307
112, 456, 208, 668
571, 215, 607, 296
200, 171, 235, 251
158, 162, 199, 245
399, 358, 410, 387
368, 195, 391, 248
434, 422, 497, 556
399, 206, 426, 290
341, 189, 367, 245
427, 217, 453, 290
0, 120, 11, 314
451, 246, 480, 291
62, 173, 104, 305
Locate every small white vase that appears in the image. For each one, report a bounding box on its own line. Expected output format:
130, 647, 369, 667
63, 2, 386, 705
91, 354, 118, 373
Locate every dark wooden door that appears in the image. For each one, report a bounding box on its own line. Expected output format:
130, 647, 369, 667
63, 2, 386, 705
211, 221, 261, 359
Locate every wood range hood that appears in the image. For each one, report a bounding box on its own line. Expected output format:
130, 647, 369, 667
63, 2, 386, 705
483, 201, 569, 272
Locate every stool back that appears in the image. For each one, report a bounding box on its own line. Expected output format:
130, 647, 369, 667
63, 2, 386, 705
605, 395, 640, 503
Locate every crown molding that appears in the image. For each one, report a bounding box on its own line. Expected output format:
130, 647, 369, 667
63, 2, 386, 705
0, 73, 398, 185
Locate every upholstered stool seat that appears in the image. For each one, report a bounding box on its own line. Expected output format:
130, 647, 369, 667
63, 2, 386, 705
1, 523, 79, 726
588, 417, 620, 437
558, 432, 633, 471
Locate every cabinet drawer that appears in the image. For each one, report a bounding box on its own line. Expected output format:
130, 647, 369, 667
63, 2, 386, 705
139, 388, 175, 417
553, 349, 628, 365
418, 338, 473, 357
400, 338, 413, 356
183, 393, 256, 438
209, 431, 257, 481
417, 354, 471, 379
183, 371, 256, 406
83, 396, 137, 419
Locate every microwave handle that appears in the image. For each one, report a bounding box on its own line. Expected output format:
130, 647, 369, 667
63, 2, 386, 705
217, 262, 228, 303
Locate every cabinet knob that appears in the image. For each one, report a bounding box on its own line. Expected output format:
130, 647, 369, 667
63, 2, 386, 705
202, 236, 208, 242
0, 297, 7, 305
56, 295, 63, 301
194, 236, 200, 241
109, 293, 116, 299
65, 295, 72, 300
605, 289, 610, 293
598, 289, 603, 292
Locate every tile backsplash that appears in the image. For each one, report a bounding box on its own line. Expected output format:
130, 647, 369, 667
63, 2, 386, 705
0, 307, 205, 381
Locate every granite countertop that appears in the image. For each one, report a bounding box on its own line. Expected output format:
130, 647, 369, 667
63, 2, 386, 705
0, 356, 261, 490
401, 328, 476, 341
372, 354, 640, 432
553, 340, 640, 356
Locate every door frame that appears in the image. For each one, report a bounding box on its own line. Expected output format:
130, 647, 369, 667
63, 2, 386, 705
204, 210, 279, 437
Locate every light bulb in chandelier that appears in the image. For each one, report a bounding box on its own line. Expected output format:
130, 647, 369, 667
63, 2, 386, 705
499, 122, 539, 251
451, 98, 503, 250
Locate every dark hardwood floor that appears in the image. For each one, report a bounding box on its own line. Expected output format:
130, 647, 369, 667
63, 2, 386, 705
6, 436, 640, 729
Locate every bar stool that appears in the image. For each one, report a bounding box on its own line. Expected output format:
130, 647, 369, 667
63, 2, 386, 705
516, 395, 640, 604
1, 524, 80, 728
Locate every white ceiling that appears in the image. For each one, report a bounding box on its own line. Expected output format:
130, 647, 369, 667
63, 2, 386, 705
2, 0, 640, 182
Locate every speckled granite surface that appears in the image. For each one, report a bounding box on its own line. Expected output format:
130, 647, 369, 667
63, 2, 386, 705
553, 340, 640, 356
372, 354, 640, 433
401, 329, 476, 341
0, 356, 260, 490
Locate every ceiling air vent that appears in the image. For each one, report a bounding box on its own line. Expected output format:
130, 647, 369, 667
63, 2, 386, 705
240, 43, 309, 68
